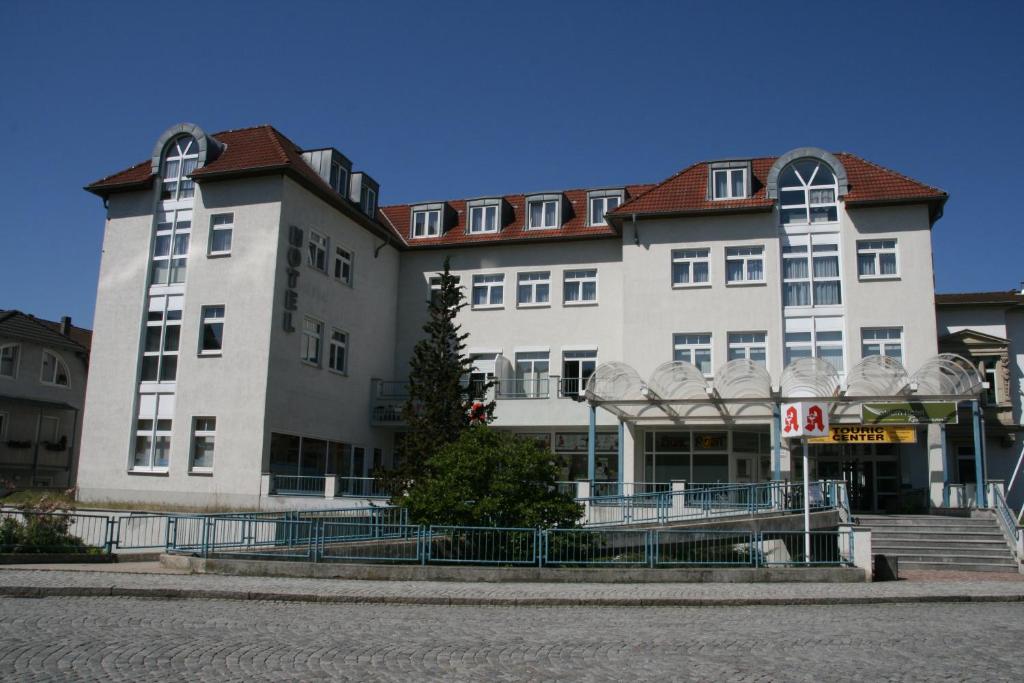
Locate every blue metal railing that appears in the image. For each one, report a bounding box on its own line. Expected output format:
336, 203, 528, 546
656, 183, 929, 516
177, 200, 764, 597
543, 528, 650, 566
427, 526, 540, 565
336, 476, 390, 498
759, 530, 854, 566
989, 485, 1021, 554
654, 530, 759, 567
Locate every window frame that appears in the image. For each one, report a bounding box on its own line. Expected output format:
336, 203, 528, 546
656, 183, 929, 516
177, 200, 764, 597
563, 269, 598, 305
727, 332, 768, 367
978, 356, 1002, 405
150, 208, 192, 287
333, 245, 354, 286
861, 327, 904, 364
526, 197, 561, 230
672, 333, 713, 377
132, 416, 172, 473
411, 208, 442, 238
140, 294, 183, 384
782, 236, 842, 308
328, 328, 349, 375
471, 273, 505, 309
725, 245, 766, 285
208, 213, 233, 257
711, 167, 748, 200
329, 160, 349, 195
198, 305, 225, 356
189, 416, 216, 474
671, 248, 711, 288
587, 190, 623, 226
467, 203, 500, 234
160, 135, 199, 203
39, 415, 60, 441
517, 271, 551, 308
307, 230, 329, 273
561, 349, 597, 397
778, 159, 839, 226
0, 343, 20, 379
856, 239, 900, 280
39, 349, 70, 387
784, 323, 846, 372
301, 316, 324, 367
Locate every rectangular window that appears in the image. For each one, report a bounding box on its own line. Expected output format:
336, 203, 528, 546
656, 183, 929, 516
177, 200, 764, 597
561, 349, 597, 397
517, 271, 550, 307
673, 333, 713, 375
132, 393, 173, 471
141, 295, 183, 383
725, 246, 765, 284
429, 275, 462, 307
301, 317, 323, 365
199, 305, 225, 355
209, 213, 233, 256
785, 321, 845, 371
1, 344, 19, 378
513, 351, 549, 398
329, 329, 348, 374
527, 199, 559, 229
589, 194, 621, 226
307, 231, 328, 272
727, 332, 767, 366
412, 209, 441, 238
783, 239, 841, 307
979, 357, 1000, 405
861, 327, 903, 363
712, 168, 746, 200
671, 249, 710, 287
563, 269, 598, 304
150, 209, 191, 286
857, 239, 899, 279
468, 204, 499, 234
365, 188, 377, 216
472, 274, 504, 308
333, 246, 353, 285
329, 161, 348, 195
39, 415, 60, 441
190, 416, 216, 472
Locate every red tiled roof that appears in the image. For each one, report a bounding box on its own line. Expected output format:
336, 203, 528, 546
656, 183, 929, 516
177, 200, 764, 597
612, 153, 946, 217
379, 185, 655, 248
935, 290, 1024, 306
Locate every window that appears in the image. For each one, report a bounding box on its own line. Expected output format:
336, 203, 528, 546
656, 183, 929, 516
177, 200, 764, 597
671, 249, 710, 287
861, 327, 903, 363
527, 199, 559, 229
412, 209, 441, 238
301, 318, 323, 365
133, 417, 171, 471
329, 329, 348, 374
778, 159, 838, 225
307, 231, 328, 272
329, 161, 348, 195
429, 275, 461, 307
141, 295, 183, 382
857, 240, 898, 279
365, 188, 377, 216
979, 357, 1001, 405
712, 168, 747, 200
514, 351, 549, 398
782, 238, 841, 306
0, 344, 19, 379
160, 135, 198, 202
727, 332, 767, 366
563, 269, 597, 304
673, 333, 712, 375
588, 192, 622, 226
725, 246, 765, 284
190, 417, 216, 472
151, 209, 191, 286
469, 204, 499, 234
561, 350, 597, 397
785, 320, 845, 371
472, 274, 504, 308
40, 415, 60, 441
209, 213, 233, 256
333, 246, 353, 285
517, 271, 550, 307
40, 350, 70, 387
199, 306, 225, 355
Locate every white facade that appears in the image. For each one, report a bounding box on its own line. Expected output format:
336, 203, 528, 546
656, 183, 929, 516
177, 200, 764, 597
77, 124, 953, 511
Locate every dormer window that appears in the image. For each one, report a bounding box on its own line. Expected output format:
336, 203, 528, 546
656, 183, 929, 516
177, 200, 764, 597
526, 194, 561, 230
469, 204, 499, 234
588, 190, 623, 226
161, 135, 200, 201
708, 161, 750, 200
412, 208, 442, 238
364, 187, 377, 217
329, 160, 348, 195
779, 159, 838, 225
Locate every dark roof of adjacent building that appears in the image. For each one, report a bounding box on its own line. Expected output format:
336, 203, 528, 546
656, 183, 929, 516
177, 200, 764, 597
935, 290, 1024, 306
610, 153, 947, 219
0, 311, 91, 353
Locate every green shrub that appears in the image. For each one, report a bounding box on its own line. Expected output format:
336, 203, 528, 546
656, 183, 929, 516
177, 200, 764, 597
0, 512, 90, 554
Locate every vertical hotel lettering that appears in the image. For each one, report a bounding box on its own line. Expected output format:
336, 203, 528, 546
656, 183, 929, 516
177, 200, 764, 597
282, 225, 302, 332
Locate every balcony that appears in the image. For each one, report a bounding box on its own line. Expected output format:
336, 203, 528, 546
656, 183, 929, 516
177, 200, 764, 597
266, 474, 390, 499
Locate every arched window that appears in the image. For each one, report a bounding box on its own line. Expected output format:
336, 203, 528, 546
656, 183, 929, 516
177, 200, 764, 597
40, 350, 70, 387
160, 135, 200, 201
778, 159, 838, 225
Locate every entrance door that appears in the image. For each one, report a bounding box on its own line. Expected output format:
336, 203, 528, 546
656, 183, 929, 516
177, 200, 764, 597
734, 455, 755, 484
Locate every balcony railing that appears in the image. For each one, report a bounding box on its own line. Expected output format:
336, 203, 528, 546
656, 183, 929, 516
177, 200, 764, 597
495, 378, 551, 399
336, 476, 390, 499
269, 475, 327, 497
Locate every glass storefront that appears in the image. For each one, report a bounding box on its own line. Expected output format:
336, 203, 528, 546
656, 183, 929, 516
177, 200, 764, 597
813, 443, 901, 513
515, 430, 619, 482
642, 429, 771, 484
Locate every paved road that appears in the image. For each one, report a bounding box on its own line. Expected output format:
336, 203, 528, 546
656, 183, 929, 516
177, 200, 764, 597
0, 596, 1021, 681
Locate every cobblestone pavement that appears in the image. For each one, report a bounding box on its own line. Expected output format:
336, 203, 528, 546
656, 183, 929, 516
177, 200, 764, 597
0, 596, 1021, 681
3, 565, 1024, 605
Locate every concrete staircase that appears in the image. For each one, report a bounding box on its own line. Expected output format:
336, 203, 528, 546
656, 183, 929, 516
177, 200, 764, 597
860, 513, 1020, 573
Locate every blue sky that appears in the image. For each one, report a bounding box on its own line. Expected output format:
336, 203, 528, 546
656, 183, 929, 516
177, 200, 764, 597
1, 0, 1021, 326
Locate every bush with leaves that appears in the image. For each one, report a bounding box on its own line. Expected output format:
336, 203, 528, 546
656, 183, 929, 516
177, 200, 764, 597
404, 426, 582, 528
0, 497, 91, 554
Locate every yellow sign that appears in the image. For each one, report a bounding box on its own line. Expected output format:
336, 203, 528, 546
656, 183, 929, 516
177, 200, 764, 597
808, 425, 917, 444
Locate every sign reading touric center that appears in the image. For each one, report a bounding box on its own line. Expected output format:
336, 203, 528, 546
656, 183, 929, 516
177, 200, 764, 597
809, 426, 918, 444
860, 402, 958, 425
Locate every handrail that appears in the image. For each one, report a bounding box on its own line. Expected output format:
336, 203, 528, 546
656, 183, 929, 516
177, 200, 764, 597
989, 484, 1022, 557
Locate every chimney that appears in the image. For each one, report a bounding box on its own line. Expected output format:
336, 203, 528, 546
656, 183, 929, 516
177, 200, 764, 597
60, 316, 71, 336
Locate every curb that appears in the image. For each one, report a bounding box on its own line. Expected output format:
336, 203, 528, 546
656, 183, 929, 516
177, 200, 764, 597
2, 584, 1023, 607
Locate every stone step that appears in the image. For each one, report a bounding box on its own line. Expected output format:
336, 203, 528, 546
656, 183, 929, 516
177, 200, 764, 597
897, 560, 1020, 573
870, 530, 1005, 540
881, 552, 1018, 565
873, 545, 1013, 558
859, 517, 997, 528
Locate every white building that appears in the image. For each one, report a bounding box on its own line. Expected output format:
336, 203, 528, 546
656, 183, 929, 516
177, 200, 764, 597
78, 123, 961, 512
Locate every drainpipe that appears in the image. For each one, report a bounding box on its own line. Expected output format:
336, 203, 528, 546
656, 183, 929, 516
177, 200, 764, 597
30, 409, 42, 486
631, 213, 639, 246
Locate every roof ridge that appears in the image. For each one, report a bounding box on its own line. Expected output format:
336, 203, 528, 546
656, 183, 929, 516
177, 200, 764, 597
836, 151, 947, 196
210, 124, 278, 136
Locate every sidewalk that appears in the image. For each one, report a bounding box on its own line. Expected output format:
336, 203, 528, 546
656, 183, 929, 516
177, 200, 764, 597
2, 562, 1023, 607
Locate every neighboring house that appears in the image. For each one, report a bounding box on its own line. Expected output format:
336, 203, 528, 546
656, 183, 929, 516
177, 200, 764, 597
936, 288, 1024, 511
0, 311, 91, 489
77, 122, 954, 511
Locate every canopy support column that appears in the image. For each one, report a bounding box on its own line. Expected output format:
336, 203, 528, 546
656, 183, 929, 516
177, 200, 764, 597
940, 424, 950, 508
617, 420, 624, 486
588, 403, 597, 483
772, 404, 782, 482
972, 400, 987, 508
